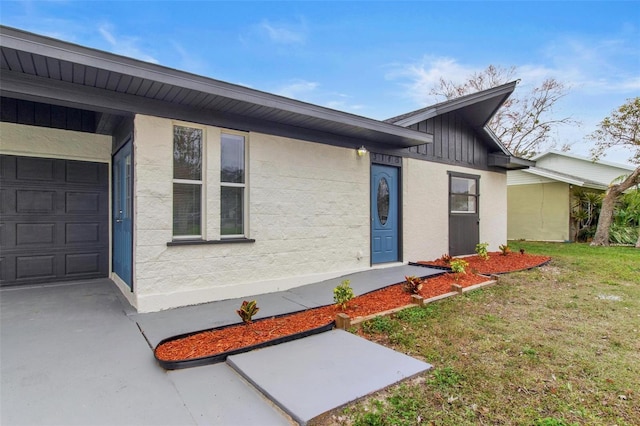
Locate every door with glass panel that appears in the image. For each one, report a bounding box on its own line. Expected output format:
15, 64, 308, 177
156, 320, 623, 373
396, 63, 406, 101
113, 140, 133, 288
448, 172, 479, 256
371, 164, 399, 264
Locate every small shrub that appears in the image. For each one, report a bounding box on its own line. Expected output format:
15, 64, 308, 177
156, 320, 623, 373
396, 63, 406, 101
236, 300, 260, 324
450, 259, 468, 274
333, 279, 354, 310
519, 248, 526, 255
402, 275, 423, 294
475, 242, 490, 260
498, 244, 511, 255
439, 253, 452, 264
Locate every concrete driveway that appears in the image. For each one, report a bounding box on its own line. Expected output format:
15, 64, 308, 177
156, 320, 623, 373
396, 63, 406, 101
1, 267, 435, 425
0, 279, 289, 426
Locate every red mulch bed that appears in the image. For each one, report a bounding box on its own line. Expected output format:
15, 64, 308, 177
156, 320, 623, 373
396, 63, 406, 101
418, 251, 551, 275
155, 252, 550, 363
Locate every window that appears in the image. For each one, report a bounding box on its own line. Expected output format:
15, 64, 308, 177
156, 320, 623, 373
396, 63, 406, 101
377, 177, 390, 225
450, 175, 478, 214
220, 133, 246, 237
173, 125, 203, 237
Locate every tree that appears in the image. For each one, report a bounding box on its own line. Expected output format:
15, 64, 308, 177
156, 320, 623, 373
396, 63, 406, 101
430, 65, 575, 158
588, 97, 640, 247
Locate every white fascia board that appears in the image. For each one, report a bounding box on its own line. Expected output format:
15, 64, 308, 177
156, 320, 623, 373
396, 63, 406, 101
524, 168, 586, 186
532, 150, 635, 171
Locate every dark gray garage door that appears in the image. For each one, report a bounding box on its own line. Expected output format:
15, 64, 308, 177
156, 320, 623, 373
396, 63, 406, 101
0, 155, 109, 286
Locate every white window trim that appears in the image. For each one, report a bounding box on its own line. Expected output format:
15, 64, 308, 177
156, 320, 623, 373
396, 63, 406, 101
220, 130, 249, 239
172, 124, 206, 240
449, 173, 479, 215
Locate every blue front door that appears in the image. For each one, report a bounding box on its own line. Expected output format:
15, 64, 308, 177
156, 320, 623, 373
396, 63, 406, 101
371, 165, 399, 264
113, 141, 133, 289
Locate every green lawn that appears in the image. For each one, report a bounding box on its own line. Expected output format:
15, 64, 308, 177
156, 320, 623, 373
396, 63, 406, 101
316, 242, 640, 426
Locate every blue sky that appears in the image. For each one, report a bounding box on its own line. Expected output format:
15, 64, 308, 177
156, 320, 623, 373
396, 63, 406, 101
2, 1, 639, 164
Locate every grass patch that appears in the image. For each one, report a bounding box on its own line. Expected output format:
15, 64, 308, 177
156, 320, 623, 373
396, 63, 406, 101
317, 243, 640, 426
361, 316, 399, 335
395, 305, 440, 323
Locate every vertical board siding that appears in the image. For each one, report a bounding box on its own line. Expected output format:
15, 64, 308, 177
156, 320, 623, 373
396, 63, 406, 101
403, 111, 489, 168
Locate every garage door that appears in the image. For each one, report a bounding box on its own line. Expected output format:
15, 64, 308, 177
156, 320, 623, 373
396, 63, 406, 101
0, 155, 109, 286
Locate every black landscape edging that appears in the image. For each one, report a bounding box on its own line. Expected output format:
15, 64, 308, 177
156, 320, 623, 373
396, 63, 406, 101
155, 318, 335, 370
409, 262, 452, 272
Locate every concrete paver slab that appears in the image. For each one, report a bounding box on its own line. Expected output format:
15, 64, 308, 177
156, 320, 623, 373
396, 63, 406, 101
168, 363, 293, 426
227, 329, 432, 426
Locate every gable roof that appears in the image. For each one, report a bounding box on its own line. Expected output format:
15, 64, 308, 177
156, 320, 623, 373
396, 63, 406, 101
531, 150, 635, 170
386, 81, 534, 170
524, 167, 608, 190
0, 25, 432, 149
385, 81, 517, 130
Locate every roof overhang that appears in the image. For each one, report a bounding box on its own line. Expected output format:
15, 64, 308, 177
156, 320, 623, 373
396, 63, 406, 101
0, 25, 432, 148
523, 167, 607, 190
387, 81, 518, 130
386, 81, 528, 169
488, 153, 535, 170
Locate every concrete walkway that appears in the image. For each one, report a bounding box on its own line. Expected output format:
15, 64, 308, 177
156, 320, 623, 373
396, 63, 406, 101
1, 264, 439, 425
134, 264, 442, 347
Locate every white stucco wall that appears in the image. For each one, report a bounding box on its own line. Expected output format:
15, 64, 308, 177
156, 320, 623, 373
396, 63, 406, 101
1, 120, 510, 312
0, 122, 112, 162
133, 114, 370, 312
403, 159, 508, 261
402, 158, 449, 261
480, 170, 508, 250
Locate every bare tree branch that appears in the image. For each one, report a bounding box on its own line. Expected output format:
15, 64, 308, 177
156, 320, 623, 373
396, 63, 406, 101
429, 66, 576, 158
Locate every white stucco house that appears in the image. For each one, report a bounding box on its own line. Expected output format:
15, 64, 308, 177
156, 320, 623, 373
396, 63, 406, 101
507, 150, 635, 242
0, 26, 531, 312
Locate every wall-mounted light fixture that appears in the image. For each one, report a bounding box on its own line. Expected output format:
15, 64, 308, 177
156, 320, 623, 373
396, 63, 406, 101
357, 145, 368, 157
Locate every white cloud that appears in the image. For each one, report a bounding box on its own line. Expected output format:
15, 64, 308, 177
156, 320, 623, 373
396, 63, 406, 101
259, 19, 307, 45
273, 83, 366, 115
325, 94, 366, 114
539, 35, 640, 94
98, 24, 158, 64
385, 56, 481, 105
385, 30, 639, 163
387, 27, 640, 106
325, 100, 365, 112
274, 79, 319, 99
170, 41, 207, 75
